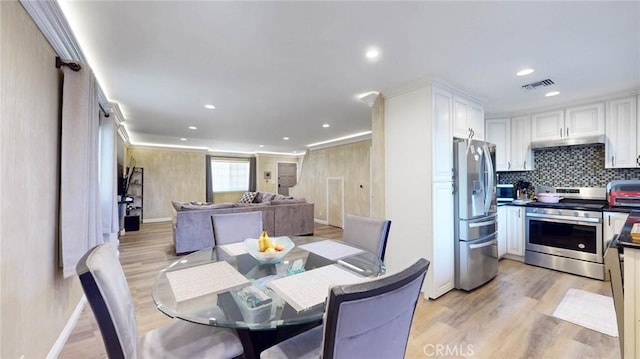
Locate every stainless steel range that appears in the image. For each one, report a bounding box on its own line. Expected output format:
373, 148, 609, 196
524, 187, 607, 280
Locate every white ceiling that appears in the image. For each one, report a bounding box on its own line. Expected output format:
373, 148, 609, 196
57, 1, 640, 154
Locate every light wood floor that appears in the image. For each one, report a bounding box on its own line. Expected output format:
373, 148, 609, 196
59, 222, 620, 359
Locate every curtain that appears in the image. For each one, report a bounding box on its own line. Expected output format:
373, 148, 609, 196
99, 113, 119, 242
206, 155, 213, 202
59, 63, 103, 278
249, 156, 257, 192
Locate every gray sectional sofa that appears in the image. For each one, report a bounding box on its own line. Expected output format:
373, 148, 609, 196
172, 193, 314, 254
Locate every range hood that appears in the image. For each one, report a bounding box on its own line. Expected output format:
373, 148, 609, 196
530, 135, 606, 149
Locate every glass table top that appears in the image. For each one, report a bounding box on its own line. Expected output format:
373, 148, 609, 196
152, 236, 386, 330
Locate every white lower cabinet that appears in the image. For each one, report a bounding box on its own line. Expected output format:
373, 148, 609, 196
505, 206, 525, 258
604, 211, 629, 246
497, 206, 508, 258
431, 181, 455, 298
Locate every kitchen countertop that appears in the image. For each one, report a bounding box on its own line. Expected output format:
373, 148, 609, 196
615, 209, 640, 249
603, 206, 637, 213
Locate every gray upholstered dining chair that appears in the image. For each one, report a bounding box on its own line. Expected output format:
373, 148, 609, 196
211, 211, 263, 246
342, 214, 392, 261
260, 258, 429, 359
76, 242, 244, 359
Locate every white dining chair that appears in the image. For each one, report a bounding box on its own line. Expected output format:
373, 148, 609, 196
76, 242, 244, 359
211, 211, 263, 246
260, 258, 429, 359
342, 214, 392, 261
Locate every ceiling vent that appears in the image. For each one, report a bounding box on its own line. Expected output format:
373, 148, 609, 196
522, 79, 555, 90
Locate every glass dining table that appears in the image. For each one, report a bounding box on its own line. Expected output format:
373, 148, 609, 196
152, 236, 386, 358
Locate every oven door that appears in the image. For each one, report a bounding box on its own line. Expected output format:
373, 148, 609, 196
525, 214, 602, 263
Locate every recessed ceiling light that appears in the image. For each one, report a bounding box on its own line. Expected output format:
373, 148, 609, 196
283, 137, 290, 140
322, 124, 330, 128
293, 151, 297, 153
545, 91, 560, 97
204, 104, 216, 109
366, 48, 380, 59
188, 126, 197, 130
259, 145, 264, 148
517, 68, 535, 76
180, 138, 187, 141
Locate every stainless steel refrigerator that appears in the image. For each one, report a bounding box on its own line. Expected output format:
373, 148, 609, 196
453, 139, 498, 291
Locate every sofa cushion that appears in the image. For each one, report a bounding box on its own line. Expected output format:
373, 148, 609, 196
179, 202, 236, 210
270, 198, 306, 205
254, 192, 277, 203
234, 202, 271, 208
172, 201, 190, 211
238, 191, 257, 203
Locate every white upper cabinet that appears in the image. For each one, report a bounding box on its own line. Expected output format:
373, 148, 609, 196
485, 118, 510, 171
485, 115, 532, 172
469, 102, 485, 141
453, 96, 484, 141
531, 110, 565, 141
605, 96, 638, 168
565, 102, 605, 138
531, 103, 604, 142
510, 115, 533, 171
432, 87, 454, 181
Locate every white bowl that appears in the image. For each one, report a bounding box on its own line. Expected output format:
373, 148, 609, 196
243, 236, 294, 263
536, 193, 563, 203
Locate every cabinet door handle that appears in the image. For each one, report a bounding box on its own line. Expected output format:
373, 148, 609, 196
518, 209, 521, 218
560, 128, 563, 138
566, 127, 569, 137
637, 155, 640, 166
508, 161, 511, 169
523, 160, 526, 169
608, 215, 611, 226
612, 156, 615, 167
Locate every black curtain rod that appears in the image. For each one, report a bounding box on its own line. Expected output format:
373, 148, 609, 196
55, 56, 81, 71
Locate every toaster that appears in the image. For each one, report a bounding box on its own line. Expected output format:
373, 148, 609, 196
607, 180, 640, 207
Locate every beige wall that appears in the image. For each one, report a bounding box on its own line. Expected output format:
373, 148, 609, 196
0, 2, 84, 357
256, 154, 303, 194
371, 95, 386, 219
126, 148, 206, 220
290, 140, 371, 224
214, 191, 243, 203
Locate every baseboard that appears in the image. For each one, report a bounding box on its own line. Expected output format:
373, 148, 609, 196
314, 218, 328, 225
143, 217, 172, 223
47, 295, 87, 359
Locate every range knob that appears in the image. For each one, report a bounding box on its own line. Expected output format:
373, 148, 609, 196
574, 211, 580, 217
558, 210, 563, 215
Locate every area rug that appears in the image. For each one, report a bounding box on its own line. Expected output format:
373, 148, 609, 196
552, 288, 618, 337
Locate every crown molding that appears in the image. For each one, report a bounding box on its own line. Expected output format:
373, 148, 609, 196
485, 87, 640, 119
20, 0, 131, 142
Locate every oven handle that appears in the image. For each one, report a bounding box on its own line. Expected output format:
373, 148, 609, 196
469, 238, 497, 249
526, 212, 601, 224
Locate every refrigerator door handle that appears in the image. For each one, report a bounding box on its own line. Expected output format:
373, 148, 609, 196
483, 144, 494, 214
469, 219, 497, 228
469, 238, 497, 250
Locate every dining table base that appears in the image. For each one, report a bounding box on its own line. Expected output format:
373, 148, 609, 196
235, 319, 322, 359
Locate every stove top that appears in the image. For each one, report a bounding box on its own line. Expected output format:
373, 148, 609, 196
526, 199, 607, 211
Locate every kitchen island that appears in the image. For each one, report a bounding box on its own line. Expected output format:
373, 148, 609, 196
615, 210, 640, 358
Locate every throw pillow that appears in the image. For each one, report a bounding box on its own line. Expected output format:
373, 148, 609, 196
238, 191, 257, 204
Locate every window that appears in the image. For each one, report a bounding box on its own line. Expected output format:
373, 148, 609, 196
211, 159, 250, 192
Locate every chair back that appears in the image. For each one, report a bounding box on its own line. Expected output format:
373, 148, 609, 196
76, 242, 138, 359
322, 258, 429, 359
211, 211, 263, 246
342, 214, 391, 260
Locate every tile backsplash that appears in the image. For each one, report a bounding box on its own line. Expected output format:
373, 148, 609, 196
497, 144, 640, 188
